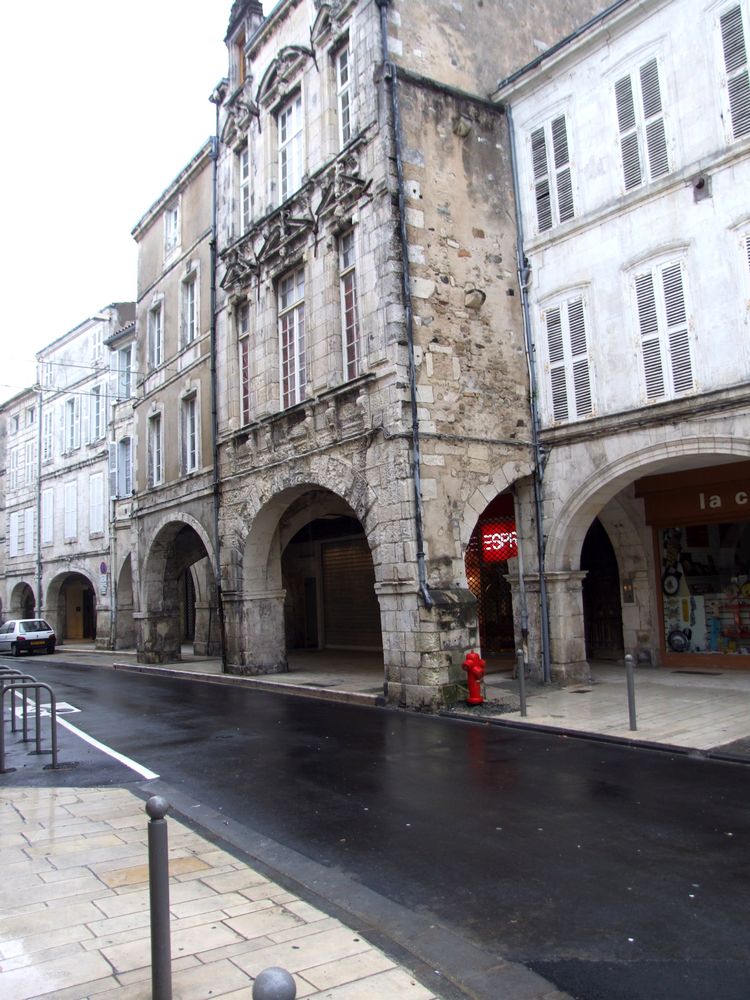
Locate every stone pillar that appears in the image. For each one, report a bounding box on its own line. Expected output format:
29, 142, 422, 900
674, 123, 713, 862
226, 590, 288, 675
95, 602, 112, 650
507, 567, 543, 680
193, 601, 222, 656
621, 569, 656, 666
136, 611, 182, 664
546, 570, 590, 683
379, 583, 479, 709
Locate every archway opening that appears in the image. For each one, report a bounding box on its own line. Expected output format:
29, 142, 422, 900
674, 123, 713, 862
282, 514, 382, 653
11, 582, 36, 619
58, 573, 96, 641
465, 492, 517, 667
581, 518, 624, 660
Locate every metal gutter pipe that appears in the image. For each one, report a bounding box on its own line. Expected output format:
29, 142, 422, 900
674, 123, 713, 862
35, 387, 43, 616
209, 109, 228, 671
506, 103, 552, 683
376, 0, 432, 609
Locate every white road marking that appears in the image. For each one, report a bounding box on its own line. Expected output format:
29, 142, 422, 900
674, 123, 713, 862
56, 716, 159, 780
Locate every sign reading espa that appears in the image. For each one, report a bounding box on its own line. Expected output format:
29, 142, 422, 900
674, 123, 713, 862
481, 522, 517, 562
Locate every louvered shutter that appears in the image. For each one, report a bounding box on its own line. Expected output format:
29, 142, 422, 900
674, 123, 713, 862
42, 489, 54, 546
721, 5, 750, 139
568, 299, 592, 416
9, 512, 19, 557
531, 127, 553, 231
640, 59, 669, 179
109, 443, 118, 497
64, 482, 77, 540
635, 272, 665, 398
24, 508, 34, 555
661, 263, 693, 393
551, 116, 575, 222
73, 397, 81, 449
616, 74, 642, 189
546, 307, 569, 421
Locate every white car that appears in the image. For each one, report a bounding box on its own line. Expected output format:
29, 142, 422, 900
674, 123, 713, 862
0, 619, 56, 656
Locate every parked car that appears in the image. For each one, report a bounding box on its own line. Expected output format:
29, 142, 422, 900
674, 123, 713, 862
0, 619, 56, 656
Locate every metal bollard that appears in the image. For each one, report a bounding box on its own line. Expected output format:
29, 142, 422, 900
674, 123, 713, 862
253, 966, 297, 999
625, 653, 637, 731
146, 796, 172, 1000
516, 648, 527, 717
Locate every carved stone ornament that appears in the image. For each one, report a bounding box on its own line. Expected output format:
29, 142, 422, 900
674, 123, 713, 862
222, 94, 259, 146
256, 45, 315, 109
220, 247, 258, 291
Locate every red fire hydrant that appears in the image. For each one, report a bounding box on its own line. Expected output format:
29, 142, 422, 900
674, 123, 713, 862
462, 651, 486, 705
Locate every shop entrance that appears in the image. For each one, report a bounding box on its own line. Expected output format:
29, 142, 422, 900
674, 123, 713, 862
581, 518, 624, 660
465, 493, 517, 661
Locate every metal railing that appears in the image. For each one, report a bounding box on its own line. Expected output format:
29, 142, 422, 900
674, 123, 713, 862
0, 672, 60, 773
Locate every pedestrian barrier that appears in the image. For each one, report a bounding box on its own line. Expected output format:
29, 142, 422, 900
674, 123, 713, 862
144, 797, 297, 1000
0, 675, 60, 773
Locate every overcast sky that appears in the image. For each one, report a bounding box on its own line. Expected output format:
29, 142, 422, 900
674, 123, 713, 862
0, 1, 231, 404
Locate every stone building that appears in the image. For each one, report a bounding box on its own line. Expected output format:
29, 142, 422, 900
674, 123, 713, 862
13, 303, 137, 646
130, 141, 222, 662
495, 0, 750, 679
1, 387, 40, 623
208, 0, 609, 707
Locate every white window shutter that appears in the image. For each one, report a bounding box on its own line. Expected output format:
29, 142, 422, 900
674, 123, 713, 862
551, 116, 575, 223
635, 271, 665, 398
615, 74, 642, 190
639, 59, 669, 179
721, 5, 750, 139
24, 508, 34, 555
531, 127, 553, 232
546, 306, 569, 421
567, 299, 592, 417
661, 263, 693, 394
42, 489, 54, 546
109, 443, 118, 497
9, 512, 19, 557
73, 397, 81, 449
64, 482, 78, 539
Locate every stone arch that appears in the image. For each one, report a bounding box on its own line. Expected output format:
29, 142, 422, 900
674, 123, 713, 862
138, 516, 220, 663
10, 581, 36, 619
45, 569, 97, 643
545, 436, 750, 572
115, 555, 136, 649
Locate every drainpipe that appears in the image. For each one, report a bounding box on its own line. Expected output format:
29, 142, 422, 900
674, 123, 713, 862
35, 386, 43, 616
506, 104, 552, 683
376, 0, 432, 609
209, 118, 228, 671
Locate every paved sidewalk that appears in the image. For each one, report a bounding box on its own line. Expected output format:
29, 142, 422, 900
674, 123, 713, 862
0, 786, 443, 1000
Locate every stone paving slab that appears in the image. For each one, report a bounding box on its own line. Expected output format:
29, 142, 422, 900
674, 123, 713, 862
0, 787, 442, 1000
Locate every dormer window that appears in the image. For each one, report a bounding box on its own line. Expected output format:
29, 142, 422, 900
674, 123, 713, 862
235, 30, 247, 88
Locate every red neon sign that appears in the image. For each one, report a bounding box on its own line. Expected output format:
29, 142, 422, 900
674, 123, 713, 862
481, 522, 517, 562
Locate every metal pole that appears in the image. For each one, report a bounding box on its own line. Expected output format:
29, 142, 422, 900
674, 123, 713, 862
0, 687, 8, 774
625, 653, 637, 731
146, 796, 172, 1000
516, 647, 527, 717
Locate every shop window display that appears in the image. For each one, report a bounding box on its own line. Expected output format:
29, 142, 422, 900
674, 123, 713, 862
660, 522, 750, 655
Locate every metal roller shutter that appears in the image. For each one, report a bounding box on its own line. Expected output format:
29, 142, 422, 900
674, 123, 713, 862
321, 538, 382, 649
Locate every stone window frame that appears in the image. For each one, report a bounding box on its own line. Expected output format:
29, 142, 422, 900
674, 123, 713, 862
180, 389, 200, 476
277, 264, 307, 410
338, 226, 362, 381
147, 409, 164, 488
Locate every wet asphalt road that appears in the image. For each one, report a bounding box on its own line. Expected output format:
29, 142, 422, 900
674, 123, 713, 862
3, 657, 750, 1000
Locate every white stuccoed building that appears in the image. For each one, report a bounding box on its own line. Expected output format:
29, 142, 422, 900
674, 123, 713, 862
495, 0, 750, 679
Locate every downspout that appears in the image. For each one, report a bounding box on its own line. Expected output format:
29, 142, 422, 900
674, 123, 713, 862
209, 117, 228, 670
35, 387, 43, 616
376, 0, 432, 609
506, 104, 552, 683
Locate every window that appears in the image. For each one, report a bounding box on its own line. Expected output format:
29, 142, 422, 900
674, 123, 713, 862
182, 272, 198, 346
239, 143, 251, 234
41, 489, 53, 546
164, 203, 179, 256
336, 45, 352, 147
42, 409, 53, 462
26, 406, 35, 427
24, 441, 35, 482
24, 508, 35, 555
89, 472, 104, 536
530, 114, 574, 232
278, 94, 304, 202
634, 260, 693, 400
339, 230, 362, 379
181, 394, 199, 474
147, 413, 163, 487
117, 438, 132, 496
279, 267, 306, 408
89, 384, 105, 441
117, 345, 133, 399
40, 361, 53, 388
65, 397, 80, 451
64, 482, 78, 540
719, 4, 750, 140
148, 304, 163, 369
8, 447, 19, 490
9, 414, 19, 434
235, 29, 247, 88
9, 512, 19, 557
544, 297, 593, 422
615, 57, 670, 191
92, 323, 103, 362
238, 303, 251, 425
